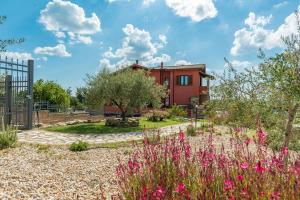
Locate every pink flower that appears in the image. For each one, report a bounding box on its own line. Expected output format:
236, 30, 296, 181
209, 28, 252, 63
240, 162, 249, 169
153, 186, 164, 199
224, 179, 234, 191
270, 191, 280, 199
184, 144, 191, 158
255, 161, 266, 173
175, 183, 186, 193
241, 188, 248, 196
172, 148, 180, 163
237, 175, 244, 181
257, 129, 266, 145
179, 131, 185, 143
244, 138, 251, 146
281, 146, 289, 156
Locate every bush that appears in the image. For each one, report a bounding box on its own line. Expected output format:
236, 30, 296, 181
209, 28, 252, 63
144, 110, 169, 122
105, 118, 139, 127
116, 129, 300, 199
186, 125, 197, 137
69, 140, 89, 152
0, 127, 17, 150
267, 128, 300, 151
167, 104, 187, 118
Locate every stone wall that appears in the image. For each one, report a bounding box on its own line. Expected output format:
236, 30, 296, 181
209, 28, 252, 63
33, 110, 103, 125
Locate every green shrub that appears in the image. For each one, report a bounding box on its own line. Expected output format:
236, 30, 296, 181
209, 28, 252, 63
167, 104, 187, 118
37, 144, 51, 153
0, 127, 17, 150
144, 110, 169, 122
267, 129, 300, 151
186, 125, 197, 137
105, 118, 139, 127
69, 140, 89, 152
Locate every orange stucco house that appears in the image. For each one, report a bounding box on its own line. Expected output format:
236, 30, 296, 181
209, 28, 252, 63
104, 60, 214, 117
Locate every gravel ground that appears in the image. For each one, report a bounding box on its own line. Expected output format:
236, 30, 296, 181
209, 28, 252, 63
0, 145, 128, 200
0, 132, 299, 200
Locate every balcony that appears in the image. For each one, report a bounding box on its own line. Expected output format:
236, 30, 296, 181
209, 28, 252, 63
199, 86, 209, 94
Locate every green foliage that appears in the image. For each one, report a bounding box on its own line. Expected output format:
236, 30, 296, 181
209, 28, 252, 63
167, 104, 187, 118
69, 140, 89, 152
33, 79, 70, 108
46, 118, 183, 134
207, 12, 300, 150
86, 68, 167, 121
267, 129, 300, 151
36, 144, 51, 154
0, 127, 17, 150
144, 110, 169, 122
186, 125, 197, 136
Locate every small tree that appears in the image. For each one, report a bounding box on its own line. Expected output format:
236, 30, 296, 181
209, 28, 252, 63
86, 67, 167, 121
208, 11, 300, 148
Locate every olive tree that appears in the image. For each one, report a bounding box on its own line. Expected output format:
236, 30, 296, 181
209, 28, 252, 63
86, 67, 167, 121
208, 11, 300, 148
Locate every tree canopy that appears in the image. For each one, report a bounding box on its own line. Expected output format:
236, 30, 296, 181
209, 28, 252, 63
33, 79, 70, 108
207, 11, 300, 148
86, 67, 167, 121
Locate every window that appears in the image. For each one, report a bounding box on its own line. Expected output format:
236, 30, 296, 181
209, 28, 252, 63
200, 76, 209, 87
201, 77, 207, 87
164, 77, 169, 86
176, 75, 192, 86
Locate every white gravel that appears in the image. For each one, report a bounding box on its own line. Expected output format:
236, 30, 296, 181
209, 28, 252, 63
0, 145, 127, 199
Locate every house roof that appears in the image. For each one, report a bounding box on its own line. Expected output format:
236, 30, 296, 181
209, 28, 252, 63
151, 64, 206, 70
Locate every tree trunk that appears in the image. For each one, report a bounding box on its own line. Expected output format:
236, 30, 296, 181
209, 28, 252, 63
283, 103, 299, 147
121, 111, 126, 122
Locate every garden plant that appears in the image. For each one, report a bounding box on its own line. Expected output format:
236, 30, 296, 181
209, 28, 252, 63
115, 128, 300, 199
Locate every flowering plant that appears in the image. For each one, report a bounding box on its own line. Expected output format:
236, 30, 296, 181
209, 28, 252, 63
116, 129, 300, 199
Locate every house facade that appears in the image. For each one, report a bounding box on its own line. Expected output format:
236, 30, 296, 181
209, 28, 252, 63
104, 61, 214, 117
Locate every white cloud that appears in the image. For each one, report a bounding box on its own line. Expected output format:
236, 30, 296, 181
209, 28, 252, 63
174, 60, 192, 66
34, 44, 71, 57
68, 32, 92, 45
158, 34, 167, 45
36, 57, 48, 62
143, 54, 171, 66
99, 58, 115, 69
107, 0, 130, 3
231, 7, 300, 55
273, 1, 288, 9
165, 0, 217, 22
39, 0, 101, 44
101, 24, 170, 68
231, 60, 253, 69
0, 51, 33, 61
143, 0, 156, 6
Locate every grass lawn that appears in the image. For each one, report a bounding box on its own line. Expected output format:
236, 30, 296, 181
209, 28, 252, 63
45, 118, 187, 134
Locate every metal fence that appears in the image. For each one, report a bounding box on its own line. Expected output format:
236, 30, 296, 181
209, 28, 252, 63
0, 56, 33, 130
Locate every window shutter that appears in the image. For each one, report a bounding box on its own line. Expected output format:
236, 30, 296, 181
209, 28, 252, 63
176, 76, 180, 85
189, 75, 193, 85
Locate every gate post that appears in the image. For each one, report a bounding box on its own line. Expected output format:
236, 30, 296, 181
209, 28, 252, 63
4, 75, 12, 128
27, 60, 34, 130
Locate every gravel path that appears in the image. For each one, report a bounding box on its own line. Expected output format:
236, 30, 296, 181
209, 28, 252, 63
0, 145, 127, 199
18, 123, 192, 145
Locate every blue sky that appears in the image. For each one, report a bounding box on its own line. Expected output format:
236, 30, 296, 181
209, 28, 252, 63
0, 0, 299, 90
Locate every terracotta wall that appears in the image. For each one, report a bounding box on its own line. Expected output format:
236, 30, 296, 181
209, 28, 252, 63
150, 69, 201, 106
